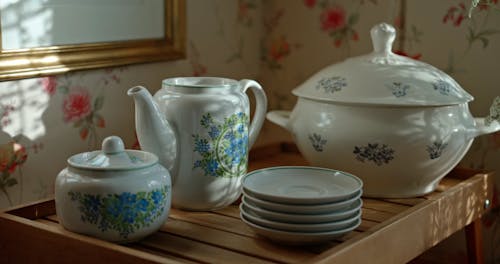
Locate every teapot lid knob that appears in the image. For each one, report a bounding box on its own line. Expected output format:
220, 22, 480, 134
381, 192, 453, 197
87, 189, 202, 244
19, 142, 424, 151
370, 23, 396, 54
102, 136, 125, 154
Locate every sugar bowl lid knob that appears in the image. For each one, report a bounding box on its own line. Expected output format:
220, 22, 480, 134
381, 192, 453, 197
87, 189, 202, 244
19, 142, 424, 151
370, 23, 396, 54
102, 136, 125, 154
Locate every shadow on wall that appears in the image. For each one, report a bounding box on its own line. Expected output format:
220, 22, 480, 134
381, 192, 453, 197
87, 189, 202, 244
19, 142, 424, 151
1, 0, 54, 50
0, 78, 49, 208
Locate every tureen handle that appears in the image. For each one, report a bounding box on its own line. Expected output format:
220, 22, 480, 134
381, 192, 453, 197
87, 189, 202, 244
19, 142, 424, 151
370, 23, 396, 55
468, 96, 500, 139
266, 111, 291, 131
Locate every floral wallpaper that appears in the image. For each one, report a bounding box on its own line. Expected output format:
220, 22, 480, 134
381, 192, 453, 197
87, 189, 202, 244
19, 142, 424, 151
0, 0, 499, 262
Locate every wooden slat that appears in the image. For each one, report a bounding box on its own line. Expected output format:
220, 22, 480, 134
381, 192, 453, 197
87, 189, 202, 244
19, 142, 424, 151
169, 209, 256, 237
360, 208, 395, 223
129, 245, 201, 264
159, 218, 315, 263
356, 219, 379, 232
362, 199, 410, 214
381, 198, 426, 206
5, 197, 55, 219
41, 217, 279, 263
0, 214, 172, 264
212, 204, 241, 219
140, 231, 277, 264
309, 172, 494, 264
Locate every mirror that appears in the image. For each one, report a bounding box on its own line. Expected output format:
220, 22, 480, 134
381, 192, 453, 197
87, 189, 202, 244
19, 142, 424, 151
0, 0, 185, 81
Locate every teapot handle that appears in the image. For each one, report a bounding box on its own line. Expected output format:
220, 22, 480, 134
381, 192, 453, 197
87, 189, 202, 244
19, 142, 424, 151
240, 79, 267, 148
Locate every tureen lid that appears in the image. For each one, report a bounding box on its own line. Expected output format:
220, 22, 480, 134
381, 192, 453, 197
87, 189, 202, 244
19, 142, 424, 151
292, 23, 474, 106
68, 136, 158, 170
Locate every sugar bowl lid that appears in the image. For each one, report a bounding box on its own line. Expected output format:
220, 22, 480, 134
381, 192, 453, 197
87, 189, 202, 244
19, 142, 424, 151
292, 23, 473, 106
68, 136, 158, 170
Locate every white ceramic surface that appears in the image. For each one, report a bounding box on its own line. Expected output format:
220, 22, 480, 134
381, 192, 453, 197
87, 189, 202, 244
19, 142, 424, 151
242, 196, 362, 224
242, 166, 362, 204
240, 203, 361, 232
55, 136, 172, 243
266, 23, 500, 198
292, 23, 472, 106
240, 212, 361, 245
128, 77, 267, 211
242, 189, 362, 215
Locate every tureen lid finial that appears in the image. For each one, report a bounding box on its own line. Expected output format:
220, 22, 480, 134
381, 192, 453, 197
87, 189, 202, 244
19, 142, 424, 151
370, 23, 396, 54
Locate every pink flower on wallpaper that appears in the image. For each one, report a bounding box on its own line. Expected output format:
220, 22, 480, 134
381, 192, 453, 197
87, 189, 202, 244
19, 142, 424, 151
320, 6, 346, 32
0, 141, 28, 205
41, 76, 57, 96
304, 0, 316, 8
478, 0, 498, 11
269, 36, 290, 62
0, 142, 27, 174
192, 63, 207, 77
443, 3, 466, 27
394, 50, 422, 60
62, 89, 92, 123
0, 104, 15, 127
237, 0, 256, 25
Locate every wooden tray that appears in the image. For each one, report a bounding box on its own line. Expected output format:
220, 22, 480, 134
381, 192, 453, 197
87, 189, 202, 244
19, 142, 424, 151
0, 143, 494, 263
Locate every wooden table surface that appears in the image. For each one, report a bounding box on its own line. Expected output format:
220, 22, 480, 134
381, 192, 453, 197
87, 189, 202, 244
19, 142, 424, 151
0, 143, 494, 263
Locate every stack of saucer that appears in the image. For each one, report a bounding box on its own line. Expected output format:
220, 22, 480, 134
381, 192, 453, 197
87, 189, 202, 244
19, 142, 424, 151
240, 166, 363, 245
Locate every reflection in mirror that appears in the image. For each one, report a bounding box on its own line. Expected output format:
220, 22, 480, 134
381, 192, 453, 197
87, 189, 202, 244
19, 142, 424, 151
1, 0, 165, 49
0, 0, 185, 81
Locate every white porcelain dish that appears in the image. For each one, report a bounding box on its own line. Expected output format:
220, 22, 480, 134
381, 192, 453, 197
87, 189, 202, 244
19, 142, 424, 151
240, 212, 361, 245
240, 203, 361, 233
242, 189, 362, 215
266, 23, 500, 198
242, 166, 362, 205
242, 196, 362, 224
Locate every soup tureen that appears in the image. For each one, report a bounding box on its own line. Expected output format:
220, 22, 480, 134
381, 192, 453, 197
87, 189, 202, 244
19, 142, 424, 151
267, 23, 500, 198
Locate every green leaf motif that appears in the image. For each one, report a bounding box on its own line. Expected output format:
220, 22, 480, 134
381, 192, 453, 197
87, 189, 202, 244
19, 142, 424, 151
93, 96, 105, 111
5, 178, 17, 187
348, 13, 359, 25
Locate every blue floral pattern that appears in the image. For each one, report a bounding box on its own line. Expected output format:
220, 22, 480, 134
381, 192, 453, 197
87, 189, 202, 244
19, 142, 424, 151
68, 185, 168, 239
433, 80, 453, 95
308, 133, 327, 152
426, 141, 448, 159
387, 82, 410, 97
353, 143, 395, 166
193, 112, 249, 178
316, 76, 347, 94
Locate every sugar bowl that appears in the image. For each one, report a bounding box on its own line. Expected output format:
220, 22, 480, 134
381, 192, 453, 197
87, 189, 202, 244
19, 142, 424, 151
55, 136, 171, 243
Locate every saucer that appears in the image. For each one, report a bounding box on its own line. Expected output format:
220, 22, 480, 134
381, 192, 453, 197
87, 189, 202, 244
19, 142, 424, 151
243, 189, 362, 215
242, 196, 362, 223
242, 166, 363, 204
240, 212, 361, 245
240, 203, 361, 232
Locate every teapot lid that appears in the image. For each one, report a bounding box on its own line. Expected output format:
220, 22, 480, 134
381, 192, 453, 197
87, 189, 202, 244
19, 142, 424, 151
68, 136, 158, 170
292, 23, 473, 106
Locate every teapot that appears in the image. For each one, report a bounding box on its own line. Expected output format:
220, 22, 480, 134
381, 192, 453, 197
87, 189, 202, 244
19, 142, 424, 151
128, 77, 267, 211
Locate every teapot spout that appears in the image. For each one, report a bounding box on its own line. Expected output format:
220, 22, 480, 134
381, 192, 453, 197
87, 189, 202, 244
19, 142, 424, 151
128, 86, 178, 182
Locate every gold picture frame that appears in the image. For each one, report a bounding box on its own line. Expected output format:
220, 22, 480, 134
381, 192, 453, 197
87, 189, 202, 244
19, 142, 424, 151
0, 0, 186, 81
